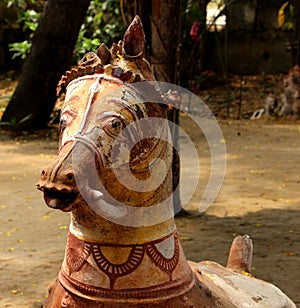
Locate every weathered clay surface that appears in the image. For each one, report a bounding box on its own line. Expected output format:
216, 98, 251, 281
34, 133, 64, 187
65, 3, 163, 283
37, 16, 296, 307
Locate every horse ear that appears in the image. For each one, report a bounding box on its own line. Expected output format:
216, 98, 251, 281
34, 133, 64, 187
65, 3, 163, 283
97, 43, 111, 65
123, 15, 145, 59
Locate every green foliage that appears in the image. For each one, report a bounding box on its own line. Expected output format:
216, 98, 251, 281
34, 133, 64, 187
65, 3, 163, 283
74, 0, 123, 61
278, 2, 294, 30
6, 1, 42, 60
6, 0, 124, 63
21, 8, 40, 31
3, 0, 33, 8
0, 113, 32, 131
9, 40, 31, 59
184, 0, 205, 25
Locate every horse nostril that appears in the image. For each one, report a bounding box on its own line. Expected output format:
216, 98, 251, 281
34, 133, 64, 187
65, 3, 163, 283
41, 170, 46, 176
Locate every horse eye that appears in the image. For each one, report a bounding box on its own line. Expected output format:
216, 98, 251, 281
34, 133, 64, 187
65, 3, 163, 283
111, 118, 121, 130
103, 117, 124, 137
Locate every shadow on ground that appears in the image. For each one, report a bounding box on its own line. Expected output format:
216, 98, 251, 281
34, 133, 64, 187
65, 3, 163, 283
176, 208, 300, 305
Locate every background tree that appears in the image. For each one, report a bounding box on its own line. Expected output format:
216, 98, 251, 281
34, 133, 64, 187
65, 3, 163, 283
1, 0, 91, 130
105, 0, 186, 213
149, 0, 183, 213
134, 0, 183, 212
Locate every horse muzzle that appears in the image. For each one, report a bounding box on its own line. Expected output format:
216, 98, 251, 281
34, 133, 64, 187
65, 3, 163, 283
37, 141, 80, 211
37, 183, 79, 211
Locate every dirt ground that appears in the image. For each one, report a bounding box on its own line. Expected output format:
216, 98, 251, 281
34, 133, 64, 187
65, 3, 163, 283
0, 117, 299, 307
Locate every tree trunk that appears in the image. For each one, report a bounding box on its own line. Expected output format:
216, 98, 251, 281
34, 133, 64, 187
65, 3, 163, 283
145, 0, 182, 213
149, 0, 181, 83
1, 0, 91, 130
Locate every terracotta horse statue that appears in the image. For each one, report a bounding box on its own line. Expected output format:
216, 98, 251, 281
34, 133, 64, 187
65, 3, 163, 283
37, 16, 295, 307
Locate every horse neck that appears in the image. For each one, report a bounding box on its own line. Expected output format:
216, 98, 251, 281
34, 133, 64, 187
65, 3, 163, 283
69, 200, 177, 245
59, 204, 194, 296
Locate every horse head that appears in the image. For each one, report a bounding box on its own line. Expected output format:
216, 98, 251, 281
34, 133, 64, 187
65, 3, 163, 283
37, 16, 175, 243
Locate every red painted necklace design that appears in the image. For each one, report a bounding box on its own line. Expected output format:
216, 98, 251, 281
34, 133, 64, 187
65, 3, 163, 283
65, 231, 180, 289
92, 244, 145, 288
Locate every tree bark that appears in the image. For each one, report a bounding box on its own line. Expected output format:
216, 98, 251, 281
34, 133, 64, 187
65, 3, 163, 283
147, 0, 182, 213
149, 0, 181, 83
1, 0, 91, 130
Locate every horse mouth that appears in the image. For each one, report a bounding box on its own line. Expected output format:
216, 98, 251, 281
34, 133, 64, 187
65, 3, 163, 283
40, 187, 78, 211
